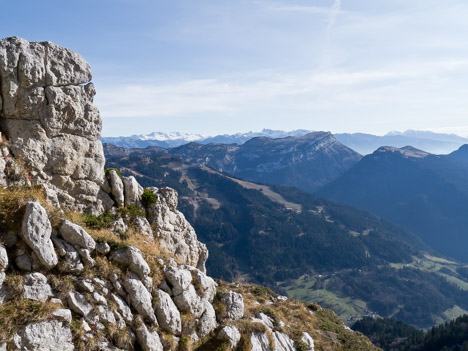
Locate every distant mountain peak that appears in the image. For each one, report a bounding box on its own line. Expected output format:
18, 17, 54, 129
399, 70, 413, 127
102, 129, 314, 149
449, 144, 468, 161
376, 145, 430, 158
244, 130, 332, 145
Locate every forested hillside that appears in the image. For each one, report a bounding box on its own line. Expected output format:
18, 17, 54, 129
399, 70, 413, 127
318, 145, 468, 262
105, 147, 468, 328
353, 315, 468, 351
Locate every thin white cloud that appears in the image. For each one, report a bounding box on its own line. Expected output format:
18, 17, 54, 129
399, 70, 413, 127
96, 58, 468, 120
261, 3, 336, 16
327, 0, 342, 30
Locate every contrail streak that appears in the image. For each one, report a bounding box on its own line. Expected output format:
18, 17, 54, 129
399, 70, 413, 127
327, 0, 342, 31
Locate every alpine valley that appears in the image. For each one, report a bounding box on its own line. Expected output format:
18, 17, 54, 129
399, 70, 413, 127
104, 141, 468, 329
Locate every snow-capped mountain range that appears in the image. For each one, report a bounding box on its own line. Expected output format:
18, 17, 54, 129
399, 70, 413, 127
101, 129, 312, 148
101, 129, 468, 155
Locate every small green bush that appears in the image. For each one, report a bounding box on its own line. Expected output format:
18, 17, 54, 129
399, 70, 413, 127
83, 211, 115, 229
118, 205, 145, 223
141, 189, 158, 207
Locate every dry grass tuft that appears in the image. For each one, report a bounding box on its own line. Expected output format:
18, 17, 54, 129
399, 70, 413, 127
0, 299, 61, 341
48, 274, 75, 301
70, 318, 98, 351
3, 273, 24, 296
0, 185, 49, 230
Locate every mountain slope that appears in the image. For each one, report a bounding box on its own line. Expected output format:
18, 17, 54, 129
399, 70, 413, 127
168, 131, 362, 193
318, 145, 468, 262
353, 314, 468, 351
449, 144, 468, 162
105, 147, 468, 328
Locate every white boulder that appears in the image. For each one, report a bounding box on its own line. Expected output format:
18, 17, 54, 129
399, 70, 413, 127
302, 332, 315, 350
13, 320, 74, 351
135, 323, 163, 351
198, 300, 217, 337
107, 170, 124, 207
60, 220, 96, 251
273, 331, 296, 351
111, 246, 150, 278
222, 290, 244, 321
217, 325, 241, 349
154, 289, 181, 335
251, 332, 271, 351
23, 272, 53, 302
123, 274, 157, 324
67, 290, 93, 318
123, 176, 143, 207
21, 201, 58, 269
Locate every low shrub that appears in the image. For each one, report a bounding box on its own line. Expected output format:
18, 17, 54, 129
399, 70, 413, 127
118, 205, 145, 225
82, 211, 115, 229
141, 189, 158, 208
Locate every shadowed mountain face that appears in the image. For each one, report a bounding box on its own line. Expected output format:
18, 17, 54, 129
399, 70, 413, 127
318, 145, 468, 262
169, 131, 362, 193
104, 149, 424, 281
105, 132, 362, 193
449, 144, 468, 162
105, 148, 468, 328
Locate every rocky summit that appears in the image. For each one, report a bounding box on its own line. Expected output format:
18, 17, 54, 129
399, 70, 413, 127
0, 36, 111, 214
0, 38, 378, 351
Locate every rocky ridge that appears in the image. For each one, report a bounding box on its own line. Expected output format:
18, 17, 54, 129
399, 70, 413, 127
0, 37, 378, 351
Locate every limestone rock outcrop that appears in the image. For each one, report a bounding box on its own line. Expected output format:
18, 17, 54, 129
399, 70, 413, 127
217, 325, 241, 348
147, 187, 208, 272
123, 274, 158, 324
0, 37, 112, 213
220, 290, 244, 321
155, 289, 182, 335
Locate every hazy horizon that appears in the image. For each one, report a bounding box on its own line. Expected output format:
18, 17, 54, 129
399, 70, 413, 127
101, 128, 468, 139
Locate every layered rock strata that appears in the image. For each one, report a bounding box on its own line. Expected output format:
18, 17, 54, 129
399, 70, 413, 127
0, 37, 111, 213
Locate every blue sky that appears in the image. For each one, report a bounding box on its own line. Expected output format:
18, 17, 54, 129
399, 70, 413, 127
2, 0, 468, 137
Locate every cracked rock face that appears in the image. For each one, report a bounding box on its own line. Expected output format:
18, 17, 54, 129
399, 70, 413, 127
13, 320, 74, 351
0, 37, 112, 213
147, 187, 208, 272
